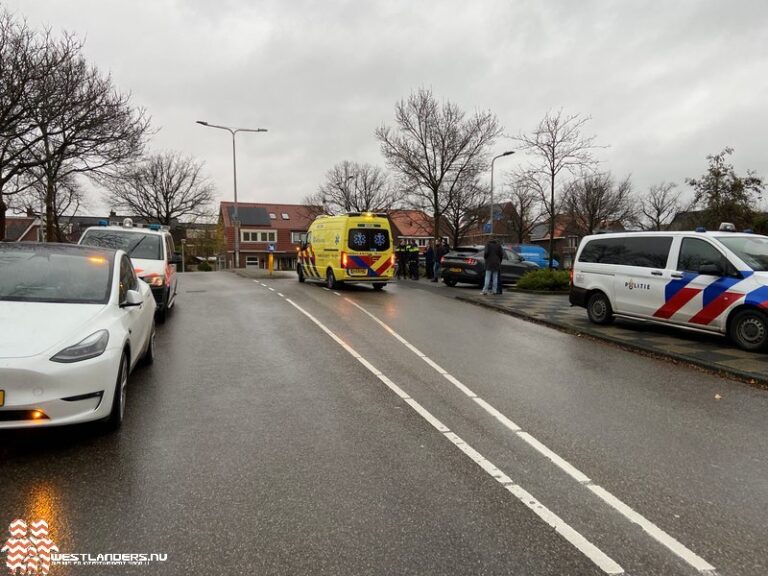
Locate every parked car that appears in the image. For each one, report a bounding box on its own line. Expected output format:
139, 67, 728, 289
0, 243, 157, 430
79, 219, 179, 322
570, 228, 768, 351
441, 245, 538, 287
506, 243, 560, 269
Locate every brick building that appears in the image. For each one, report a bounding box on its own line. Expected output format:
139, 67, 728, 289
218, 202, 314, 269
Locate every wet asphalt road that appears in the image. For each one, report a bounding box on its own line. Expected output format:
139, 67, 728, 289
1, 271, 767, 576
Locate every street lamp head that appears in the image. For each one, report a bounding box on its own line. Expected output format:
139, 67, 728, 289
196, 120, 209, 126
502, 150, 515, 157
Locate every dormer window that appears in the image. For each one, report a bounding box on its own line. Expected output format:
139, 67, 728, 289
269, 213, 277, 219
281, 213, 290, 220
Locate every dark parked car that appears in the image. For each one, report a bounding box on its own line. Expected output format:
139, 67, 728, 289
440, 245, 538, 287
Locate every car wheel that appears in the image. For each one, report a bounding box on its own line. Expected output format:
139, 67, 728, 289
156, 305, 167, 324
443, 278, 457, 287
105, 352, 128, 431
326, 269, 337, 290
587, 291, 614, 325
729, 308, 768, 351
297, 265, 305, 283
142, 322, 156, 366
372, 283, 386, 291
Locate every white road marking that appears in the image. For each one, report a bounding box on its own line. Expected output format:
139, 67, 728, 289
343, 297, 716, 574
283, 297, 624, 575
268, 287, 275, 292
323, 287, 331, 291
587, 485, 716, 573
333, 291, 341, 296
277, 293, 284, 297
260, 283, 267, 286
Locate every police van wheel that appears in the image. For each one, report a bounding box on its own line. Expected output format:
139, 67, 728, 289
297, 265, 305, 283
372, 283, 386, 291
587, 292, 614, 325
730, 309, 768, 351
326, 269, 337, 290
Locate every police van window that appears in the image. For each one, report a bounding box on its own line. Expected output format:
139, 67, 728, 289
348, 228, 390, 251
715, 235, 768, 272
81, 230, 163, 260
677, 238, 726, 274
579, 236, 671, 268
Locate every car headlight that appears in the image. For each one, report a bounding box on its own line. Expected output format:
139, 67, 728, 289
142, 274, 165, 287
51, 330, 110, 363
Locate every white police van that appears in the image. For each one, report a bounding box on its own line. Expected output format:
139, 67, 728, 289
569, 224, 768, 351
79, 219, 180, 323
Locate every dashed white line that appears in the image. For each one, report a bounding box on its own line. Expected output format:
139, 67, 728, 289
333, 291, 341, 296
268, 287, 275, 292
283, 297, 624, 575
277, 293, 284, 298
342, 297, 716, 574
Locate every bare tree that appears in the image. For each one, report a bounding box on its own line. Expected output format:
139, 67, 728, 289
26, 31, 150, 240
562, 172, 635, 236
0, 10, 46, 239
442, 172, 488, 248
15, 172, 85, 241
104, 152, 215, 225
504, 173, 542, 243
376, 88, 502, 240
639, 182, 681, 230
303, 160, 397, 215
514, 110, 602, 268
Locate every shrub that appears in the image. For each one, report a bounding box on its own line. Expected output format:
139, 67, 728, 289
516, 269, 569, 291
197, 261, 212, 271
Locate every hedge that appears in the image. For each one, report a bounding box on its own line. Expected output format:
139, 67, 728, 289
515, 269, 569, 291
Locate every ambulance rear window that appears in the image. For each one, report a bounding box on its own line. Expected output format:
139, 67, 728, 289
348, 229, 390, 251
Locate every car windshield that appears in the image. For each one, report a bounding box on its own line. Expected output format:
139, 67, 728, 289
715, 235, 768, 271
0, 245, 113, 304
81, 229, 163, 260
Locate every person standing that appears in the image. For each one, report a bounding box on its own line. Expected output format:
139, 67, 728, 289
395, 240, 407, 279
407, 240, 420, 279
433, 239, 448, 282
482, 237, 503, 295
424, 240, 435, 280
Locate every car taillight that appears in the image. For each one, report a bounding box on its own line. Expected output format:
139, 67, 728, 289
464, 258, 477, 265
390, 254, 396, 266
569, 268, 574, 285
341, 251, 348, 268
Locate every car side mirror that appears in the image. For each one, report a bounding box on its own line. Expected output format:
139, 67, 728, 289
121, 289, 143, 308
171, 253, 183, 265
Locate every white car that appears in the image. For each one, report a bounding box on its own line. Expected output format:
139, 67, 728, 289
79, 220, 179, 323
0, 243, 157, 430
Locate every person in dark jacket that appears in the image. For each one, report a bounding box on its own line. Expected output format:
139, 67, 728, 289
395, 240, 408, 279
433, 240, 448, 282
407, 240, 420, 279
482, 238, 503, 295
424, 240, 435, 280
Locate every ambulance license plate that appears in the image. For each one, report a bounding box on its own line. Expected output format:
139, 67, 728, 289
0, 390, 4, 407
348, 269, 368, 276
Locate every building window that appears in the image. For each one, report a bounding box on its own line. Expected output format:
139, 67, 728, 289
269, 213, 276, 220
291, 231, 304, 243
281, 213, 290, 220
417, 238, 427, 247
241, 230, 276, 243
245, 256, 259, 268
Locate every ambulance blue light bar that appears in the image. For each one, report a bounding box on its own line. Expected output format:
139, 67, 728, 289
98, 220, 108, 226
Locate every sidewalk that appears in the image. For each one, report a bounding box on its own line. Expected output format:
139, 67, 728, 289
455, 290, 768, 388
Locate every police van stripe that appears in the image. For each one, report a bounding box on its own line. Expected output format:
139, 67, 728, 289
654, 287, 700, 319
690, 291, 744, 325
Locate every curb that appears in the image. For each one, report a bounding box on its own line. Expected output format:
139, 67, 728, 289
455, 295, 768, 389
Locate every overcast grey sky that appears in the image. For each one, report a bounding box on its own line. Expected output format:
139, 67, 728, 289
9, 0, 768, 213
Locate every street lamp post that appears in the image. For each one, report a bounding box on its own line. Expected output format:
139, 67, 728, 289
196, 120, 267, 269
489, 151, 515, 237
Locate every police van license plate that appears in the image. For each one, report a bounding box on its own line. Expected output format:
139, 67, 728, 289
348, 268, 368, 276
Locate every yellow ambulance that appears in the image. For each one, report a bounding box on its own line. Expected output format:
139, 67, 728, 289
297, 212, 395, 290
